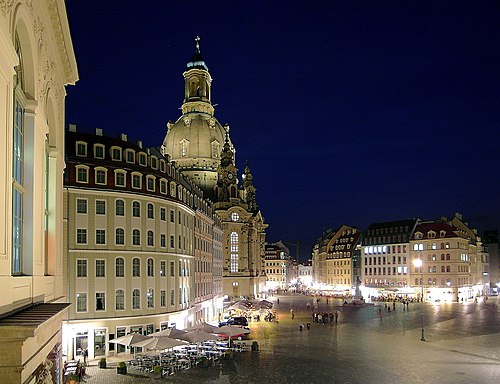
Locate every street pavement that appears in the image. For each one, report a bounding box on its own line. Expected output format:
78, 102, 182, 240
81, 294, 500, 384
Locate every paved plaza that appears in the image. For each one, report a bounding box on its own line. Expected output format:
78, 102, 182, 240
80, 294, 500, 383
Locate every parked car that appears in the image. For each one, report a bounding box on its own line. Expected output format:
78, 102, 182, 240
215, 327, 251, 341
219, 316, 248, 327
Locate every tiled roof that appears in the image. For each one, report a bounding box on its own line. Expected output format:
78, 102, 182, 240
0, 303, 70, 327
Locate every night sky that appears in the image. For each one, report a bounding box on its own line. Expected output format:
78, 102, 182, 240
65, 1, 500, 261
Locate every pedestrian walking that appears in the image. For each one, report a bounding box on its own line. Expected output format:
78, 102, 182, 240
334, 311, 339, 323
83, 348, 88, 364
291, 308, 294, 319
277, 298, 280, 305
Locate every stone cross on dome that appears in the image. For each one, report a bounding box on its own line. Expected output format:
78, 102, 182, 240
195, 36, 201, 54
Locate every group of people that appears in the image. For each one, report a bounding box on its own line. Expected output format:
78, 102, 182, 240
312, 311, 339, 324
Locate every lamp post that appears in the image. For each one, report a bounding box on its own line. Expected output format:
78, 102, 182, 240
413, 258, 426, 341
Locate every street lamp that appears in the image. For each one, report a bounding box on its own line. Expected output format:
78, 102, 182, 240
413, 258, 426, 341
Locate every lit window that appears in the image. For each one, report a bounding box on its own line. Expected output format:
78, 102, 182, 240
147, 288, 154, 308
147, 258, 154, 276
180, 139, 189, 157
230, 232, 239, 272
76, 293, 87, 312
231, 212, 239, 222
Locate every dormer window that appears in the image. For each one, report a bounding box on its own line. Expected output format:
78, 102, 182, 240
428, 231, 436, 239
150, 156, 158, 169
111, 146, 122, 161
131, 172, 142, 189
76, 141, 87, 157
95, 167, 107, 185
138, 153, 147, 166
159, 160, 166, 172
115, 170, 126, 187
125, 149, 135, 163
415, 232, 423, 240
440, 230, 446, 237
94, 144, 105, 159
76, 165, 89, 183
146, 176, 155, 191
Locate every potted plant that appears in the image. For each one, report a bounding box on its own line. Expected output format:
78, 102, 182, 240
98, 357, 106, 369
67, 373, 79, 384
117, 361, 127, 375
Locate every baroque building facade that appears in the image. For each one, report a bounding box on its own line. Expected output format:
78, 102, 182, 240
162, 38, 267, 299
0, 1, 78, 382
311, 213, 490, 302
63, 126, 223, 360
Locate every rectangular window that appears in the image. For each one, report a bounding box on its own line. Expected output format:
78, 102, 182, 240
77, 259, 87, 277
96, 259, 105, 277
132, 174, 141, 189
170, 289, 175, 305
76, 199, 87, 214
95, 169, 106, 184
94, 144, 104, 159
160, 290, 166, 307
170, 235, 175, 248
160, 234, 166, 247
170, 261, 175, 276
160, 260, 166, 277
96, 229, 106, 244
147, 177, 155, 191
126, 150, 135, 163
96, 200, 106, 215
76, 142, 86, 156
160, 207, 166, 221
170, 209, 174, 223
77, 167, 88, 183
111, 147, 121, 160
76, 293, 87, 312
76, 229, 87, 244
96, 292, 105, 311
115, 171, 125, 186
160, 180, 167, 194
116, 290, 125, 310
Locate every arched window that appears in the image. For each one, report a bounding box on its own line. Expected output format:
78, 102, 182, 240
132, 289, 140, 309
147, 203, 154, 219
132, 257, 140, 276
147, 258, 154, 276
132, 201, 140, 217
211, 141, 220, 158
115, 257, 124, 277
180, 139, 189, 157
115, 199, 125, 216
230, 232, 239, 273
116, 289, 125, 310
441, 266, 445, 273
147, 230, 154, 246
446, 266, 450, 273
132, 229, 140, 245
115, 228, 124, 245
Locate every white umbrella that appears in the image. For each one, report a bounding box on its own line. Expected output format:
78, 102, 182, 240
179, 330, 219, 344
185, 322, 219, 333
109, 333, 150, 347
149, 328, 187, 339
131, 336, 188, 350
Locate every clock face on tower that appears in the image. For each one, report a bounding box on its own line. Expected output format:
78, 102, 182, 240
227, 172, 234, 180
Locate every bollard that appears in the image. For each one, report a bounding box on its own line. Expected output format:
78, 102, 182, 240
251, 341, 259, 351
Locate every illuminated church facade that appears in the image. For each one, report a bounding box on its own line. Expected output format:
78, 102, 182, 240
162, 38, 268, 299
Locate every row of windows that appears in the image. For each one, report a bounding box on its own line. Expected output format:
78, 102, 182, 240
75, 141, 164, 170
414, 230, 448, 239
365, 235, 408, 245
76, 199, 189, 225
76, 287, 188, 312
414, 278, 453, 286
367, 226, 409, 235
76, 258, 190, 278
415, 265, 454, 273
75, 228, 189, 249
365, 266, 409, 275
364, 245, 409, 255
74, 167, 192, 205
413, 242, 451, 251
365, 256, 408, 265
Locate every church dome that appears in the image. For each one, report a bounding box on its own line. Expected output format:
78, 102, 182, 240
162, 37, 234, 197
